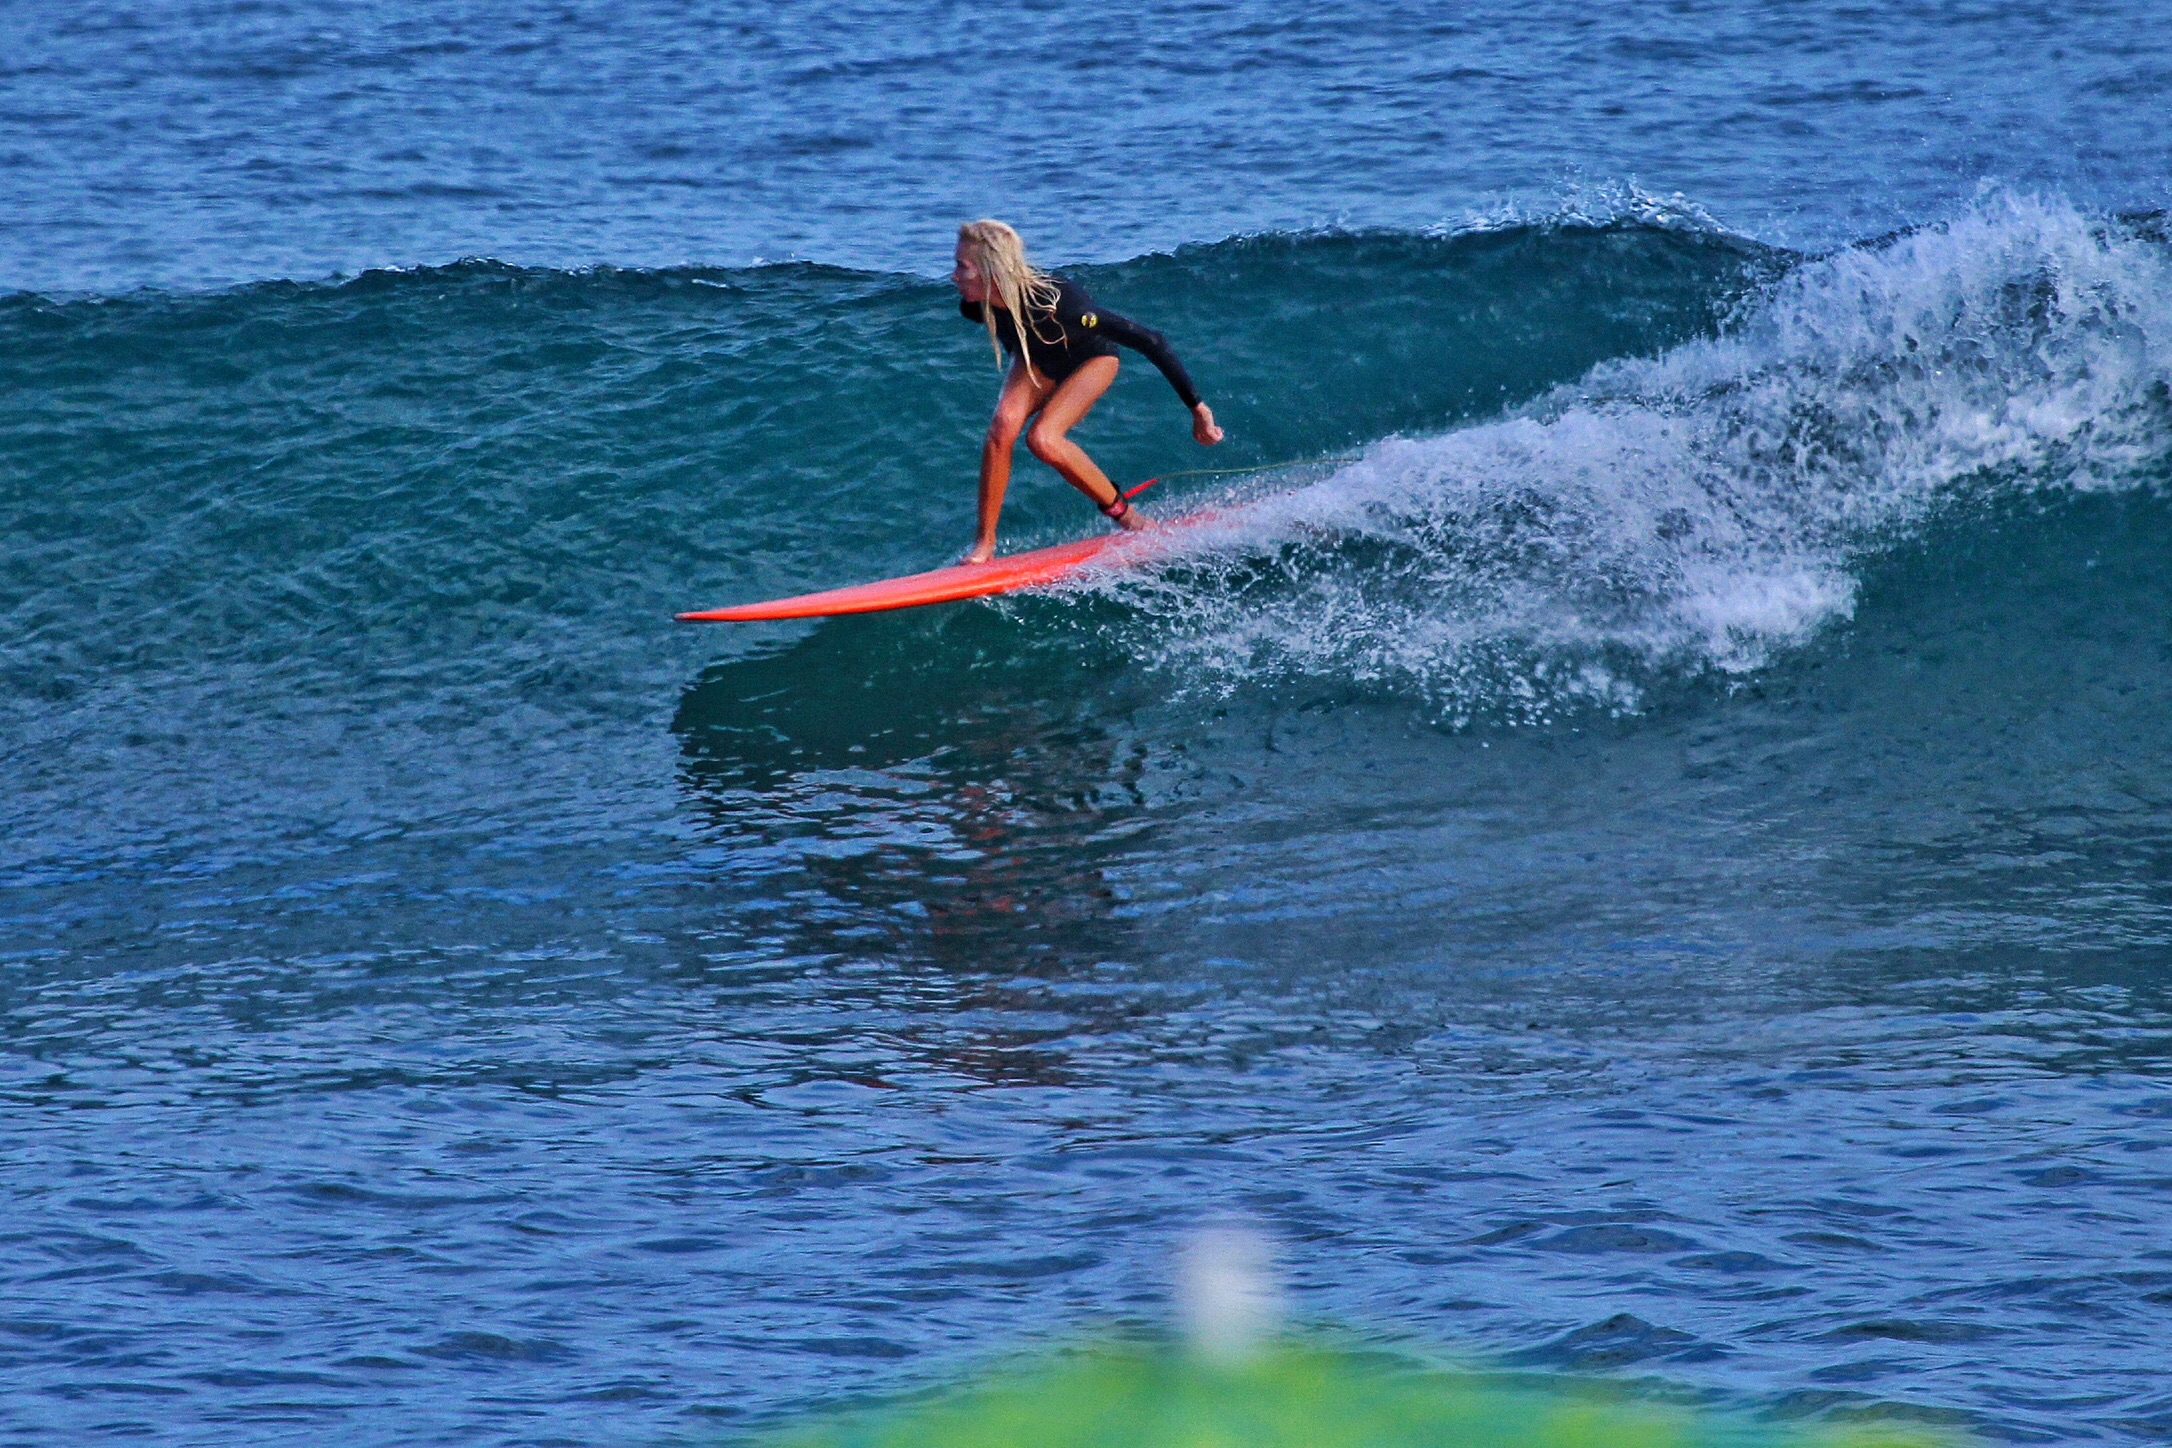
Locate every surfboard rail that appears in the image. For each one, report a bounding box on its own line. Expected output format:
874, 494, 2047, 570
677, 517, 1205, 623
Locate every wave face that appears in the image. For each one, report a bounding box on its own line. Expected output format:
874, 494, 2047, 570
8, 200, 2172, 1448
0, 214, 1772, 729
1081, 196, 2172, 722
0, 212, 1788, 883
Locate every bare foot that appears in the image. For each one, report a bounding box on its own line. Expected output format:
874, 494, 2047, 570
960, 540, 996, 564
1114, 506, 1150, 531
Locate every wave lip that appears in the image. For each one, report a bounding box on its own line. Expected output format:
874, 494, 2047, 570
1103, 193, 2172, 722
1442, 178, 1736, 241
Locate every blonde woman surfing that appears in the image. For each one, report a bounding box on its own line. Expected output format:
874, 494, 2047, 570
952, 220, 1223, 564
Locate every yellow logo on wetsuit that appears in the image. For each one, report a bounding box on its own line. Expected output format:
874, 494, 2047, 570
1081, 312, 1097, 327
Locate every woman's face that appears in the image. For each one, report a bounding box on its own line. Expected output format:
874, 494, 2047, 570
951, 241, 991, 303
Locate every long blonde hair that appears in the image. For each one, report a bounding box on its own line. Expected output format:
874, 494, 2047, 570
958, 219, 1061, 380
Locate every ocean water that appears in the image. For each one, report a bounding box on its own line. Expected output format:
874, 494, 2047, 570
4, 3, 2172, 1446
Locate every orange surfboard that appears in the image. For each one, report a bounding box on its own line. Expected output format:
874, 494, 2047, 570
677, 514, 1212, 623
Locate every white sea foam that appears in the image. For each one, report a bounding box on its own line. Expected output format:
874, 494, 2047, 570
1090, 194, 2172, 722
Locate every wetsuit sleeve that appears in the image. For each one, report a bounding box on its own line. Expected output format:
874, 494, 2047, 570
1063, 292, 1204, 410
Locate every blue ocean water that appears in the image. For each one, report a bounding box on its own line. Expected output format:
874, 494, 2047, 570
4, 3, 2172, 1446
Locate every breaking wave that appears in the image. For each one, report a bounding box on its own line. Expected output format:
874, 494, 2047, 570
1092, 195, 2172, 722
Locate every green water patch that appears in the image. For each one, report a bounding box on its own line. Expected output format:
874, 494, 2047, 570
760, 1341, 1952, 1448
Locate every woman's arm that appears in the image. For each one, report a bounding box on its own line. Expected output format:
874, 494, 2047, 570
1079, 305, 1202, 408
1070, 300, 1223, 443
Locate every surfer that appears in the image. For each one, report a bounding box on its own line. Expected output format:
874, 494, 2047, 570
953, 219, 1222, 564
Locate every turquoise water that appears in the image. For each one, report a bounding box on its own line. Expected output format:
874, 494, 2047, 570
6, 5, 2172, 1446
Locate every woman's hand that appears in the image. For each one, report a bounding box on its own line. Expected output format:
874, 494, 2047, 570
1192, 402, 1224, 445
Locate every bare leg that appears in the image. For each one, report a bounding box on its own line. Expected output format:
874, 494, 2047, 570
1023, 357, 1145, 531
968, 361, 1053, 563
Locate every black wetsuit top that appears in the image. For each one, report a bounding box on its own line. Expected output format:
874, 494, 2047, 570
961, 277, 1202, 409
